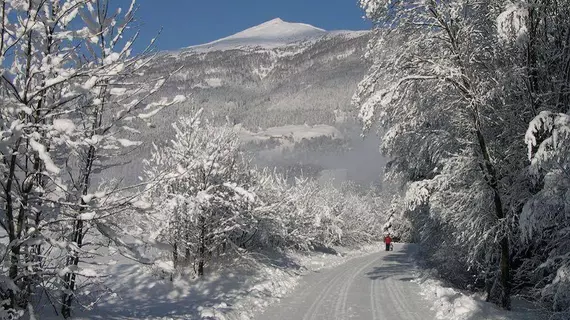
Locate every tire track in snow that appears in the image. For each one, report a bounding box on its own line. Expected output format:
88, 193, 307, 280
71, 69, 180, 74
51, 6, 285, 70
369, 271, 379, 320
264, 264, 341, 319
333, 258, 361, 319
385, 273, 423, 320
255, 244, 436, 320
302, 268, 342, 320
336, 254, 382, 319
384, 255, 424, 320
303, 261, 353, 320
387, 277, 410, 318
374, 268, 403, 319
392, 276, 425, 320
397, 281, 421, 320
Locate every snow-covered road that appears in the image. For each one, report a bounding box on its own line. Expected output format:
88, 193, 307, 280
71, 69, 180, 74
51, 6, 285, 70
254, 243, 434, 320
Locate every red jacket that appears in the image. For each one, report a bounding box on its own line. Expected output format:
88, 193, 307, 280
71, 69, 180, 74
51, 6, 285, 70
384, 236, 392, 244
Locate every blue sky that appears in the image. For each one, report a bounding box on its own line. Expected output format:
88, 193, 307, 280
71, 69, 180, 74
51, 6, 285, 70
134, 0, 370, 52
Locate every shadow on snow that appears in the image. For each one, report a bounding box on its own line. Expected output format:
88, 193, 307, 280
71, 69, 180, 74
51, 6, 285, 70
75, 250, 303, 319
365, 244, 418, 282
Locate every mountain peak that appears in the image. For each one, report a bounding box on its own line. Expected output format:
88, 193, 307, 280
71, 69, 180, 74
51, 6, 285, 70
188, 18, 327, 51
262, 17, 285, 25
228, 18, 326, 41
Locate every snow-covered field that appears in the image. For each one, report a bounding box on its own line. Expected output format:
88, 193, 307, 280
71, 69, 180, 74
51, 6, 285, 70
72, 243, 386, 320
236, 124, 343, 146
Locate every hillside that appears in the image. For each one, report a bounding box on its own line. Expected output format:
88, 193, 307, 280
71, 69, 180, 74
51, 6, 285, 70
110, 19, 384, 185
145, 18, 371, 128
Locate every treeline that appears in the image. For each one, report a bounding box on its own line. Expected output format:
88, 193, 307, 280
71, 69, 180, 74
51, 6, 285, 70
356, 0, 570, 316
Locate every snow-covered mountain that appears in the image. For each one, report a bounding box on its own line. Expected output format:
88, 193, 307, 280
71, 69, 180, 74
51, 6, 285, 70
148, 18, 372, 128
187, 18, 328, 51
117, 19, 384, 184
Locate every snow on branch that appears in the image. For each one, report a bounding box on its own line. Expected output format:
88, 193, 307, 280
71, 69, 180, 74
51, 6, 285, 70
525, 111, 570, 164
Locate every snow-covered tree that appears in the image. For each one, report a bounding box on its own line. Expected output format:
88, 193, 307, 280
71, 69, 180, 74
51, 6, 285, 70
251, 174, 385, 251
356, 0, 570, 312
143, 112, 254, 276
0, 0, 183, 317
140, 128, 388, 277
356, 0, 533, 309
0, 0, 92, 314
524, 111, 570, 312
56, 1, 185, 316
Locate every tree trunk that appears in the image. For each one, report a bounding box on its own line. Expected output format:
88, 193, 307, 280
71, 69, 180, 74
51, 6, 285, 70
61, 145, 95, 318
173, 241, 179, 269
484, 267, 494, 302
475, 128, 511, 310
171, 241, 178, 281
198, 215, 206, 277
5, 141, 21, 309
526, 6, 540, 114
500, 236, 511, 309
184, 229, 191, 265
61, 218, 85, 319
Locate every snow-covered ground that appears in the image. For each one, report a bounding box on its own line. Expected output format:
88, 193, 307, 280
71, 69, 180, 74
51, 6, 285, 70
71, 243, 385, 319
45, 243, 551, 320
252, 244, 550, 320
415, 269, 548, 320
236, 123, 343, 146
255, 243, 434, 320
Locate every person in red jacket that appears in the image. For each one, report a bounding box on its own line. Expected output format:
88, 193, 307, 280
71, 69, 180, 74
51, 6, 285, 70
384, 234, 392, 251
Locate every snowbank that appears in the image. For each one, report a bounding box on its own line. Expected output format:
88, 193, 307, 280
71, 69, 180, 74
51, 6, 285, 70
415, 270, 547, 320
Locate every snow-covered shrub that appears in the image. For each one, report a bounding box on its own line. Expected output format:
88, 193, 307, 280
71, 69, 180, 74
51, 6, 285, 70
142, 111, 255, 276
251, 174, 386, 251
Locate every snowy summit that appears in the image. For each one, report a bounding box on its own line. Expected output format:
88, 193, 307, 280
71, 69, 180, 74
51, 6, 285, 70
188, 18, 328, 51
225, 18, 326, 43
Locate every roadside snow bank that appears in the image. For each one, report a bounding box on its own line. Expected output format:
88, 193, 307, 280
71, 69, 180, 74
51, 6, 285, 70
416, 269, 547, 320
197, 264, 298, 320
